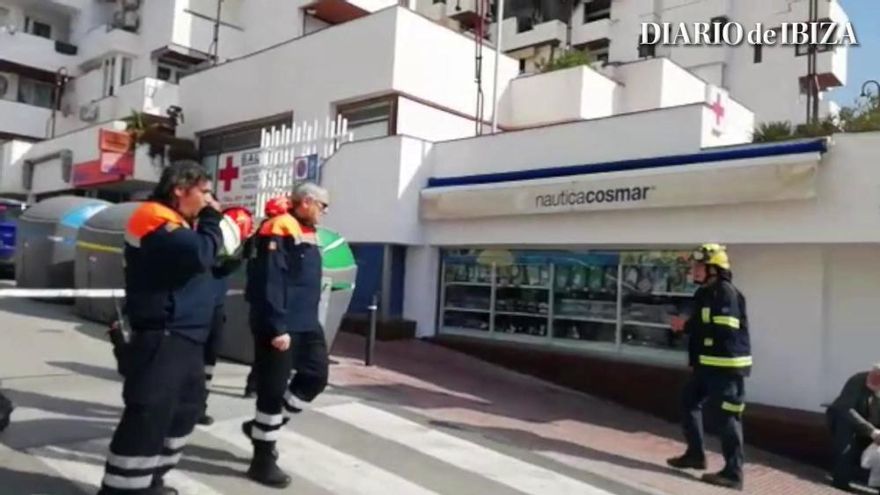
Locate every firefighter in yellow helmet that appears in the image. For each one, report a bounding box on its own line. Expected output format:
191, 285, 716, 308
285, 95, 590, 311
667, 244, 752, 491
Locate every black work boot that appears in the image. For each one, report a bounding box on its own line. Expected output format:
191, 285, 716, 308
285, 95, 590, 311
247, 442, 290, 489
666, 452, 707, 470
0, 393, 13, 432
701, 471, 743, 491
197, 413, 214, 426
241, 420, 278, 458
148, 477, 179, 495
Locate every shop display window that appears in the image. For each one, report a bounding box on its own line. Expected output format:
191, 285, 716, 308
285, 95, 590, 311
439, 248, 698, 359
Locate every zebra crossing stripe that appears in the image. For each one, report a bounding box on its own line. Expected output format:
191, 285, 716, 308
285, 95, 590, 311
207, 419, 441, 495
30, 440, 225, 495
319, 402, 617, 495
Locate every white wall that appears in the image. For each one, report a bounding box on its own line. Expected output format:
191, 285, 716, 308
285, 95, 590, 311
824, 245, 880, 403
403, 245, 440, 338
0, 140, 33, 193
660, 60, 708, 108
501, 66, 618, 128
392, 8, 519, 128
138, 0, 175, 53
434, 103, 706, 178
237, 0, 302, 54
172, 0, 247, 59
0, 99, 50, 139
321, 135, 433, 245
701, 96, 755, 147
609, 59, 665, 114
0, 29, 77, 72
396, 97, 479, 142
17, 120, 127, 195
729, 244, 825, 411
179, 8, 399, 136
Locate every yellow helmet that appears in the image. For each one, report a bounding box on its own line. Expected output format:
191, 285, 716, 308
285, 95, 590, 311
691, 243, 730, 270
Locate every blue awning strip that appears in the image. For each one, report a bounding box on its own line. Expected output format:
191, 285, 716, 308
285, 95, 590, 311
425, 138, 828, 189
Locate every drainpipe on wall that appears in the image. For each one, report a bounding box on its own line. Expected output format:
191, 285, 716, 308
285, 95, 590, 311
380, 244, 393, 319
22, 149, 73, 203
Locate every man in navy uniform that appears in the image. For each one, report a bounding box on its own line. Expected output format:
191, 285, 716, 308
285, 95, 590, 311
99, 161, 222, 495
242, 183, 330, 488
667, 243, 752, 491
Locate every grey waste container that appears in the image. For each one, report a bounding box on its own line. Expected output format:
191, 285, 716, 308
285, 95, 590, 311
74, 202, 139, 323
15, 196, 109, 297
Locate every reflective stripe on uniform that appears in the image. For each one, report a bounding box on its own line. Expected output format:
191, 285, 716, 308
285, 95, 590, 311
699, 355, 753, 368
250, 427, 280, 442
102, 473, 153, 490
712, 316, 741, 329
703, 338, 713, 346
721, 401, 746, 413
701, 307, 711, 323
255, 411, 284, 427
106, 454, 160, 470
157, 452, 183, 467
164, 434, 190, 451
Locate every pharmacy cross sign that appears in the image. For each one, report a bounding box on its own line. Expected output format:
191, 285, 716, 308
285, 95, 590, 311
218, 156, 239, 192
710, 94, 725, 126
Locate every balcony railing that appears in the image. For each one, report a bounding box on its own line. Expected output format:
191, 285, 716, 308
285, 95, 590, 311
0, 31, 78, 72
0, 99, 51, 139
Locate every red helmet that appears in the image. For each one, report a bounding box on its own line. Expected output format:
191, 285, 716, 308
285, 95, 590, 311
264, 196, 292, 218
222, 206, 255, 240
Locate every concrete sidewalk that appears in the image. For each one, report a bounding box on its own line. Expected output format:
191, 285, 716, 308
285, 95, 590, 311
329, 332, 851, 495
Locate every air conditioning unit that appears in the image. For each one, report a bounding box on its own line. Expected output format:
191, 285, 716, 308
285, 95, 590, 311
111, 11, 125, 28
79, 103, 99, 122
122, 11, 140, 30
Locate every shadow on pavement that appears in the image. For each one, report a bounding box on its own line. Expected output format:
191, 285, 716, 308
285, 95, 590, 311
47, 361, 121, 384
0, 465, 84, 495
0, 297, 82, 324
4, 389, 120, 420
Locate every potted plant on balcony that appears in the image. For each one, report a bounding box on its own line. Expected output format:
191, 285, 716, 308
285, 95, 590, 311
122, 110, 198, 161
537, 49, 594, 74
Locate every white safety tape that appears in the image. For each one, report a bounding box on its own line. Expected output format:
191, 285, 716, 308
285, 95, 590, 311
0, 289, 246, 298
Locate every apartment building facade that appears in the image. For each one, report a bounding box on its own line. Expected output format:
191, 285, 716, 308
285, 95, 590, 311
416, 0, 849, 125
0, 0, 402, 200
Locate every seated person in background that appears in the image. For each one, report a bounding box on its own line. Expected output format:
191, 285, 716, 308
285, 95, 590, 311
827, 364, 880, 491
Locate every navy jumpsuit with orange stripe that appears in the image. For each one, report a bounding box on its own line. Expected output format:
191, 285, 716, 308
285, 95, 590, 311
99, 201, 222, 494
243, 212, 328, 444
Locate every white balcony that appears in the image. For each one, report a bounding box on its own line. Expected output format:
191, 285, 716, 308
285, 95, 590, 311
78, 25, 141, 66
0, 31, 77, 73
501, 17, 567, 53
0, 99, 50, 139
500, 66, 618, 128
572, 18, 610, 48
117, 77, 180, 117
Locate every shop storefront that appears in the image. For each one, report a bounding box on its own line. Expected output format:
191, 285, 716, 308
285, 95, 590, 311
438, 248, 697, 365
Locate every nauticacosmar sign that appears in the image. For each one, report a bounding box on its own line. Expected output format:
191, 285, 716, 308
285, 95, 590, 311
421, 155, 820, 220
534, 186, 654, 209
